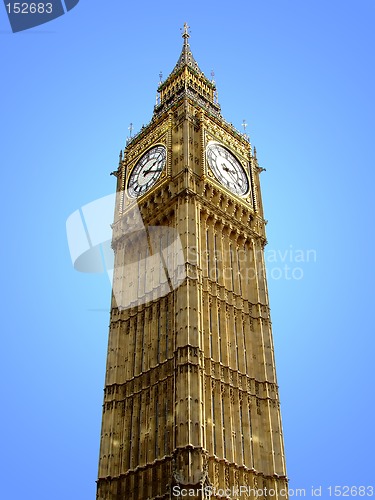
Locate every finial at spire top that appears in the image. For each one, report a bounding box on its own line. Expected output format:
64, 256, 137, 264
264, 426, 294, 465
181, 22, 190, 40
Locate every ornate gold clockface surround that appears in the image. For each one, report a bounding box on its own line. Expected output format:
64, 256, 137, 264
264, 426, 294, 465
206, 141, 249, 196
127, 145, 167, 198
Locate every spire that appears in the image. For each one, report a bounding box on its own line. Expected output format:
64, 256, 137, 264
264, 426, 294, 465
173, 22, 201, 73
154, 25, 221, 119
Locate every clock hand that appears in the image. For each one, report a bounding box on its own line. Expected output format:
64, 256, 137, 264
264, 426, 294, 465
222, 164, 238, 183
222, 164, 236, 175
143, 161, 159, 176
143, 167, 162, 176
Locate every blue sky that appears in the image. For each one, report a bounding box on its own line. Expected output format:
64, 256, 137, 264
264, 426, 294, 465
1, 1, 374, 499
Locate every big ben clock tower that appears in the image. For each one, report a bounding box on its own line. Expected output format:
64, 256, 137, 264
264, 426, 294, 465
96, 25, 288, 500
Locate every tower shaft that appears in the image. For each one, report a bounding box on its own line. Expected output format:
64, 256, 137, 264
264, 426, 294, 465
97, 29, 287, 500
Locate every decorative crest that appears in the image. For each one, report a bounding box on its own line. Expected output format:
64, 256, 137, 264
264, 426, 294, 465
181, 22, 190, 40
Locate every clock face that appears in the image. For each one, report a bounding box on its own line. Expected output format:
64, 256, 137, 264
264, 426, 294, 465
128, 145, 166, 198
206, 142, 249, 196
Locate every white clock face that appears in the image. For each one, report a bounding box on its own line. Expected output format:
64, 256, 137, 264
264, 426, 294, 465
206, 142, 249, 196
128, 145, 166, 198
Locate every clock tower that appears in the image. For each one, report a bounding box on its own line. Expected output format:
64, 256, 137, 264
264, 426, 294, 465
96, 25, 288, 500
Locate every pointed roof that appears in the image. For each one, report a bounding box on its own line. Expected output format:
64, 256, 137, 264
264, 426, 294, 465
154, 24, 221, 120
172, 23, 201, 74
